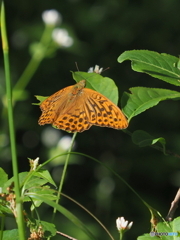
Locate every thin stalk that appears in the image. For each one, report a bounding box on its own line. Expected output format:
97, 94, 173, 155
1, 2, 26, 239
13, 56, 42, 91
119, 232, 122, 240
52, 132, 77, 221
13, 25, 53, 92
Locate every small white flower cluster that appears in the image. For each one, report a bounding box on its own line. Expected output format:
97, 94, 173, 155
52, 28, 73, 47
42, 9, 62, 26
42, 9, 62, 25
42, 9, 73, 48
116, 217, 133, 231
88, 65, 103, 74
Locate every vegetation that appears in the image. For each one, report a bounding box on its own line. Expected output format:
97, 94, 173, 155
1, 1, 180, 239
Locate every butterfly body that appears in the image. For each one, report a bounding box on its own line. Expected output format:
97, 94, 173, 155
39, 80, 128, 132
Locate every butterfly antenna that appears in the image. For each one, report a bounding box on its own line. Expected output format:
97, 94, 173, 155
102, 67, 110, 73
75, 62, 80, 71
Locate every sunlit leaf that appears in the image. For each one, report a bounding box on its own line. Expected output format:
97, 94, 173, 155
122, 87, 180, 120
118, 50, 180, 86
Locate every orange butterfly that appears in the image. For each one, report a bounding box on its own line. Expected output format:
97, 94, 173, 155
38, 80, 128, 132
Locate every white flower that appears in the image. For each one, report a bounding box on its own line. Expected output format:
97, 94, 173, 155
29, 157, 39, 171
42, 9, 62, 26
116, 217, 133, 231
52, 28, 73, 47
88, 65, 103, 74
32, 157, 39, 170
58, 136, 73, 150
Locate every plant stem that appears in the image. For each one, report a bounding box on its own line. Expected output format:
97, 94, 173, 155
1, 2, 26, 239
120, 232, 123, 240
13, 25, 54, 93
52, 132, 77, 221
13, 56, 42, 91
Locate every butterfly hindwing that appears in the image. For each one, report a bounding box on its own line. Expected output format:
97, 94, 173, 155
83, 88, 128, 129
53, 108, 92, 132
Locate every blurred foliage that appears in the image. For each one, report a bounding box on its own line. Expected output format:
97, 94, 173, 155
1, 0, 180, 239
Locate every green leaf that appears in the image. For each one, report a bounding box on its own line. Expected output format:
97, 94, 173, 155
40, 221, 57, 238
118, 50, 180, 86
137, 233, 159, 240
0, 204, 13, 215
2, 172, 29, 193
172, 217, 180, 239
25, 192, 97, 240
27, 186, 57, 209
2, 229, 19, 240
122, 87, 180, 120
137, 219, 180, 240
28, 219, 56, 238
132, 130, 166, 149
34, 169, 56, 188
156, 222, 174, 240
0, 168, 8, 187
72, 71, 119, 105
27, 187, 57, 200
174, 58, 180, 70
34, 95, 48, 105
24, 176, 50, 189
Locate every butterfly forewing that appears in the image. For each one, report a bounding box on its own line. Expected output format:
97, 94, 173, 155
39, 83, 83, 126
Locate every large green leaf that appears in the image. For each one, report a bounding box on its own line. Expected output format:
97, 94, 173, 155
72, 71, 119, 105
122, 87, 180, 120
118, 50, 180, 86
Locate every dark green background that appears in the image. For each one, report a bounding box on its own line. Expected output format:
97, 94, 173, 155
1, 0, 180, 239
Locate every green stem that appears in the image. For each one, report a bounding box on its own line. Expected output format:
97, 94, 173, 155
13, 24, 54, 93
13, 56, 42, 91
52, 132, 77, 221
119, 232, 123, 240
1, 2, 26, 239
